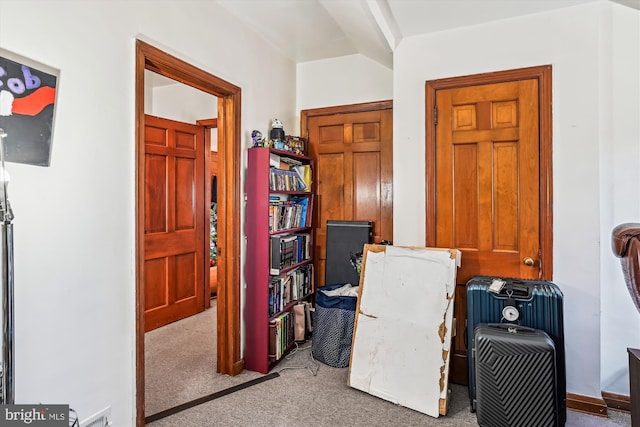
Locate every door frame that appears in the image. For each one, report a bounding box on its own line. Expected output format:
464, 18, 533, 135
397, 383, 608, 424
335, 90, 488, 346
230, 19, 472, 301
301, 100, 393, 130
425, 65, 553, 280
135, 40, 243, 426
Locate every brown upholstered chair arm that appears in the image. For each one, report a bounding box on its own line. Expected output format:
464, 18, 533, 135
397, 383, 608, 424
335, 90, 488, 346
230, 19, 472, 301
612, 222, 640, 313
612, 223, 640, 258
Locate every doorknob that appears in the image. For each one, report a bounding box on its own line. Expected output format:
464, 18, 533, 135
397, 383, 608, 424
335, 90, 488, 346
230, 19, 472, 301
523, 257, 535, 267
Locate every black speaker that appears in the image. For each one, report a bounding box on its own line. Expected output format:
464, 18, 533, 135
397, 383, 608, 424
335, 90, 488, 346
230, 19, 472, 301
324, 220, 372, 287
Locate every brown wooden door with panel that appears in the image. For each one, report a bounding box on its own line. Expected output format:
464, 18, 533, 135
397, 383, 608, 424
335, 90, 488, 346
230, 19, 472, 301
143, 115, 206, 331
428, 75, 548, 385
306, 106, 393, 287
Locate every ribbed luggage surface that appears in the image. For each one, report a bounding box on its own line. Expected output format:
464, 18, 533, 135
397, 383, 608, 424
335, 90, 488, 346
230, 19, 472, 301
474, 323, 559, 427
466, 276, 566, 423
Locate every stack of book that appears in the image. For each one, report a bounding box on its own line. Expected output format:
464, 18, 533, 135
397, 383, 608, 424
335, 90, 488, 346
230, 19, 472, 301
269, 233, 312, 275
268, 311, 294, 362
268, 196, 310, 232
267, 264, 313, 316
269, 166, 309, 192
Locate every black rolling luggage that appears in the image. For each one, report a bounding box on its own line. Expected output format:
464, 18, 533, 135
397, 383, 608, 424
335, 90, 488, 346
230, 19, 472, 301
466, 276, 565, 423
473, 323, 560, 427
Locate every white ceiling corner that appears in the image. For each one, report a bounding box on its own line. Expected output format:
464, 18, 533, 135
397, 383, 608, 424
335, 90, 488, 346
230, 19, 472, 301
215, 0, 631, 69
610, 0, 640, 9
319, 0, 394, 68
215, 0, 358, 63
366, 0, 403, 52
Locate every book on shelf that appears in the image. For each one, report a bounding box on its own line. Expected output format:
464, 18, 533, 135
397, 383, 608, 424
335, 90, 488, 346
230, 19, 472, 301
268, 321, 277, 362
270, 167, 307, 192
279, 155, 303, 167
268, 311, 295, 363
268, 264, 313, 316
269, 153, 280, 168
269, 233, 311, 275
292, 164, 312, 191
269, 195, 312, 232
275, 317, 282, 360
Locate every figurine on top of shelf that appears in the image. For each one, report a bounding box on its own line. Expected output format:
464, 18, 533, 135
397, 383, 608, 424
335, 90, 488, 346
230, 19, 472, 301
286, 135, 306, 155
269, 118, 286, 150
251, 130, 266, 147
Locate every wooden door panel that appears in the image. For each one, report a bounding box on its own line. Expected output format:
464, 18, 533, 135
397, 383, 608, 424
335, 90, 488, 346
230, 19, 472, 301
145, 125, 167, 146
492, 142, 518, 250
353, 152, 382, 242
145, 230, 197, 257
317, 153, 346, 223
428, 72, 549, 386
145, 154, 167, 233
316, 152, 345, 287
306, 103, 393, 288
319, 125, 344, 144
353, 121, 380, 143
436, 80, 540, 283
451, 283, 467, 380
175, 157, 196, 229
176, 130, 197, 150
144, 115, 205, 332
144, 258, 167, 311
451, 143, 478, 248
174, 252, 197, 301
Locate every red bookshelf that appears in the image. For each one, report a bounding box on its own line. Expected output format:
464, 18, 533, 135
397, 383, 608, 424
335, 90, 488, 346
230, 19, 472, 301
245, 147, 314, 373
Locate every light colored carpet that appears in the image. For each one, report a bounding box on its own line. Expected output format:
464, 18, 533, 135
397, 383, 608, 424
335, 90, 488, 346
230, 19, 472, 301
145, 300, 263, 416
145, 301, 632, 426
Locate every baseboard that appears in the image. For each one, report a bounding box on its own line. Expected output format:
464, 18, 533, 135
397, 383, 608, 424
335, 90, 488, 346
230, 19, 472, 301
602, 391, 631, 413
567, 392, 608, 417
231, 359, 245, 376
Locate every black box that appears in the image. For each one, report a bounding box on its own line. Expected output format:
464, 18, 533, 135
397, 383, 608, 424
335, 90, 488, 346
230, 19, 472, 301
324, 220, 372, 286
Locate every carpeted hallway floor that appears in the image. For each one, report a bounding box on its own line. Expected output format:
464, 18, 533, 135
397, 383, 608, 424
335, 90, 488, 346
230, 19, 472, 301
144, 300, 632, 427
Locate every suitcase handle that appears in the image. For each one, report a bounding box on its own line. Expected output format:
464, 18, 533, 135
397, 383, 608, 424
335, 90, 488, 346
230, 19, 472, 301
485, 323, 538, 334
496, 280, 532, 299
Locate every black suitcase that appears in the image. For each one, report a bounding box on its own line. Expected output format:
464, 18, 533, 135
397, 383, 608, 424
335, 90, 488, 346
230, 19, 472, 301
473, 323, 560, 427
466, 276, 565, 423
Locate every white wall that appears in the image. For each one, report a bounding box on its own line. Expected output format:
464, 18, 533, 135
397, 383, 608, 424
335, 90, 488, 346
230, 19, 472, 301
296, 54, 393, 116
1, 2, 638, 424
145, 77, 220, 151
147, 80, 217, 125
599, 2, 640, 393
0, 0, 296, 425
392, 0, 640, 399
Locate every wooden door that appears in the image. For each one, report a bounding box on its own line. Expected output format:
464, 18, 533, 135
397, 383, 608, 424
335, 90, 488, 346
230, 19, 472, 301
427, 67, 553, 385
305, 102, 393, 287
436, 80, 540, 282
144, 115, 206, 332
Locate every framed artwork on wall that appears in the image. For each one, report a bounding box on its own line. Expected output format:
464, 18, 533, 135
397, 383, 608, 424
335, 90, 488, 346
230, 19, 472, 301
0, 48, 60, 167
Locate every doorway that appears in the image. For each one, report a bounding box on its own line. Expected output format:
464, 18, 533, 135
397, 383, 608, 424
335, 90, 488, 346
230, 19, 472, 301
425, 66, 553, 385
135, 40, 243, 426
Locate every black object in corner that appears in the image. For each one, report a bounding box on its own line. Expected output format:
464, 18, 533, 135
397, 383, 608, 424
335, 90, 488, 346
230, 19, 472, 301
324, 220, 372, 287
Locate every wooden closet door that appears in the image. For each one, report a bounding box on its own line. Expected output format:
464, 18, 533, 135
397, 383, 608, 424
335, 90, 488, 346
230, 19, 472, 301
307, 107, 393, 287
427, 75, 546, 385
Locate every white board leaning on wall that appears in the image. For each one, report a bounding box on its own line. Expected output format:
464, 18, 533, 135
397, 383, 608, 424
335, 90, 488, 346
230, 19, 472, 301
348, 245, 461, 418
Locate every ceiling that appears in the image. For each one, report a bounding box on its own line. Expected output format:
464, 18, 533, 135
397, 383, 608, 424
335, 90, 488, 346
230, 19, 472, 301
215, 0, 640, 69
